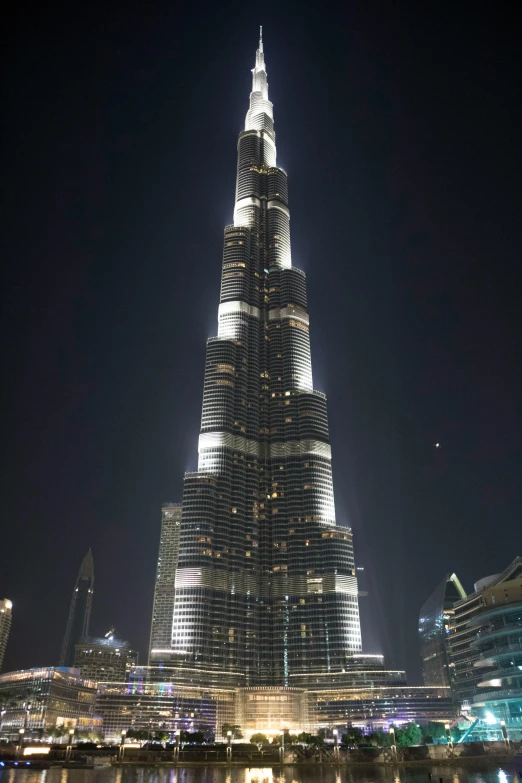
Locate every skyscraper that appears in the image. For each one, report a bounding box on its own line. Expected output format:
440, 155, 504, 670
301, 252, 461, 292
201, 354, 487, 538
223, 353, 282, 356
418, 573, 466, 688
166, 30, 362, 690
59, 549, 94, 667
0, 599, 12, 671
74, 629, 138, 682
149, 503, 182, 663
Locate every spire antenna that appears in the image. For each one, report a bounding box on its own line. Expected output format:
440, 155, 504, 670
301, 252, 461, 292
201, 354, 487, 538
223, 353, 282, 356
259, 25, 263, 52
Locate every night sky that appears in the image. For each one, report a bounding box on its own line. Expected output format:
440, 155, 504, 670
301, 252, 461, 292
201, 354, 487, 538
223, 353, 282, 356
1, 0, 520, 683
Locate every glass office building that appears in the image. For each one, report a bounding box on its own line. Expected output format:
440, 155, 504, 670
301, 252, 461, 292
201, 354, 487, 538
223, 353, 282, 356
419, 573, 466, 687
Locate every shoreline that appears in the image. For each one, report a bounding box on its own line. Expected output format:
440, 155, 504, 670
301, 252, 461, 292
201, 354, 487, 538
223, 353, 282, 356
111, 754, 521, 769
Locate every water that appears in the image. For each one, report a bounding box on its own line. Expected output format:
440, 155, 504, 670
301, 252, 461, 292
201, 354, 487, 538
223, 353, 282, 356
0, 768, 520, 783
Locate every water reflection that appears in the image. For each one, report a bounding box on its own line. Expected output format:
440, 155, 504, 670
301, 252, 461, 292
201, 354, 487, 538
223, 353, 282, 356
244, 771, 273, 783
0, 764, 521, 783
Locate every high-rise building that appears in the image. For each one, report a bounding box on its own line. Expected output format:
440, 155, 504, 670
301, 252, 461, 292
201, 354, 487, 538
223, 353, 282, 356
60, 549, 94, 667
418, 573, 466, 688
164, 30, 362, 693
148, 503, 182, 664
0, 599, 12, 671
73, 629, 138, 682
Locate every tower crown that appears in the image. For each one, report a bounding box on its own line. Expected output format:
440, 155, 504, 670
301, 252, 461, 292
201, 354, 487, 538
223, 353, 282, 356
245, 29, 273, 138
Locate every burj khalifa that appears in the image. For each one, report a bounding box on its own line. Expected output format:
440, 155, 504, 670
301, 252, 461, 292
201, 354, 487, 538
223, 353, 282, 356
150, 30, 362, 693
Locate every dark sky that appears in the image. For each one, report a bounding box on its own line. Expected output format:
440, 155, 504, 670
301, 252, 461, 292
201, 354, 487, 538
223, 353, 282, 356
1, 0, 520, 683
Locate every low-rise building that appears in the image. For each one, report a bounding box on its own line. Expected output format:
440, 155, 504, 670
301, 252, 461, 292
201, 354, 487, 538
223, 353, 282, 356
0, 667, 101, 741
313, 685, 455, 732
467, 561, 522, 740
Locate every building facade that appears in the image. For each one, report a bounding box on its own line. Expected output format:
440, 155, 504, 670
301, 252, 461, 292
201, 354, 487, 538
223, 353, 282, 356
149, 503, 182, 664
0, 599, 12, 672
313, 685, 455, 732
60, 549, 94, 667
96, 666, 236, 742
73, 631, 138, 682
466, 558, 522, 740
0, 667, 100, 740
419, 573, 466, 688
447, 560, 522, 709
162, 30, 362, 699
94, 664, 453, 741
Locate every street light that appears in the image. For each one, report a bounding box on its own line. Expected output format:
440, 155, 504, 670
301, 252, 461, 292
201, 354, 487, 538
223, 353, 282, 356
65, 728, 75, 763
333, 728, 339, 760
499, 720, 509, 745
389, 726, 397, 761
226, 730, 232, 762
279, 730, 285, 764
444, 723, 453, 753
17, 728, 25, 758
119, 730, 126, 762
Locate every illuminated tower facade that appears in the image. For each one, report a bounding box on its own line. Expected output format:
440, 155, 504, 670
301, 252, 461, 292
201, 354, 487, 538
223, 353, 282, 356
169, 31, 362, 687
60, 549, 94, 667
0, 599, 12, 672
149, 503, 182, 663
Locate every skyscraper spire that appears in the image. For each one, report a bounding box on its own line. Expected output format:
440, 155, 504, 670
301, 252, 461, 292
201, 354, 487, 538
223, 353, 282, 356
79, 548, 94, 579
59, 550, 94, 667
162, 32, 361, 690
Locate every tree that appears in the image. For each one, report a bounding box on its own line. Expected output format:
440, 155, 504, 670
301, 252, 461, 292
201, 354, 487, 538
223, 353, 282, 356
221, 723, 243, 739
367, 729, 391, 748
180, 731, 205, 744
154, 731, 170, 744
126, 728, 150, 746
250, 732, 270, 746
47, 725, 69, 744
394, 723, 423, 747
421, 722, 446, 744
341, 728, 365, 748
296, 732, 325, 748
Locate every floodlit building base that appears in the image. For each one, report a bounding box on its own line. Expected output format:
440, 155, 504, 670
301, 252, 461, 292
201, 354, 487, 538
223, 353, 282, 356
236, 687, 311, 736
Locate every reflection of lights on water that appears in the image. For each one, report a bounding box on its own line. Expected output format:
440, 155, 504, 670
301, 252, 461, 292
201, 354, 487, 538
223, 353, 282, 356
168, 771, 178, 783
245, 770, 273, 783
499, 770, 508, 783
453, 773, 460, 783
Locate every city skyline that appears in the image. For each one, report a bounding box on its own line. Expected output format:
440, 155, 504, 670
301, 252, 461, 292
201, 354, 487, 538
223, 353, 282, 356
1, 2, 520, 680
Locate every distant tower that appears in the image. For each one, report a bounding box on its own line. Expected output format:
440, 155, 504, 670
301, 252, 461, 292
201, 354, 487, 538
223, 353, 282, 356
418, 573, 466, 687
60, 549, 94, 667
148, 503, 182, 664
73, 628, 138, 682
0, 599, 13, 671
